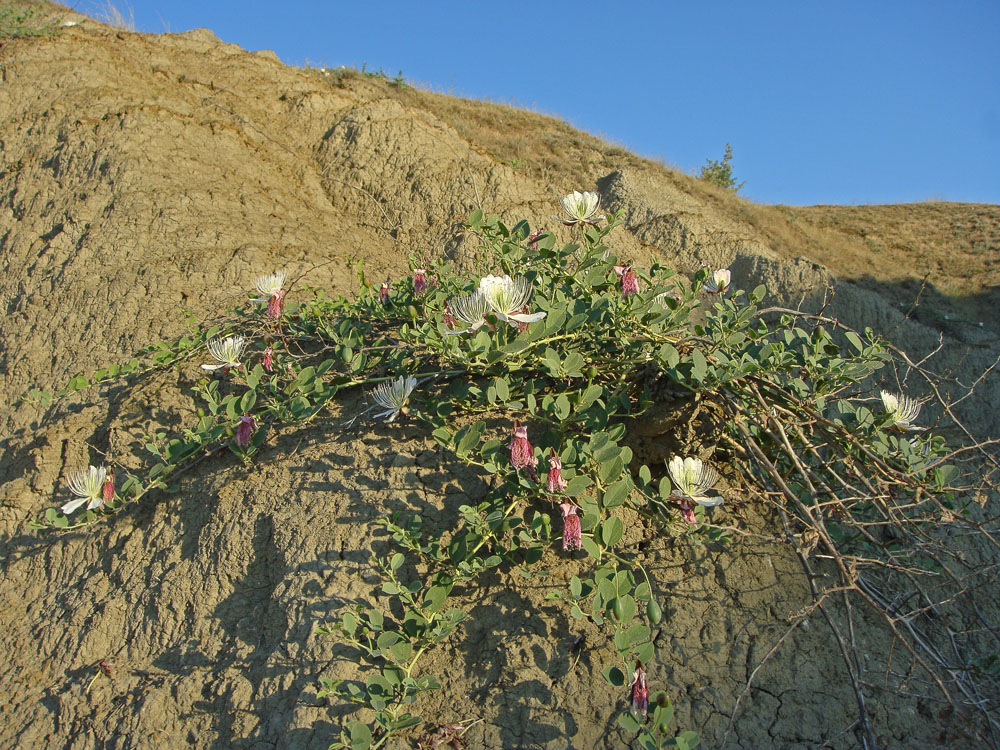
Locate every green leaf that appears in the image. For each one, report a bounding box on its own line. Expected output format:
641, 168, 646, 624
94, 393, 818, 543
543, 347, 562, 376
603, 479, 629, 509
639, 464, 652, 486
246, 363, 263, 389
570, 576, 582, 598
602, 665, 626, 686
625, 622, 649, 645
432, 426, 453, 447
388, 640, 413, 663
601, 516, 624, 547
689, 349, 708, 382
618, 712, 642, 733
455, 421, 485, 455
423, 585, 449, 614
589, 431, 610, 454
376, 631, 403, 650
634, 640, 655, 664
576, 384, 604, 412
581, 536, 601, 559
658, 476, 673, 499
845, 330, 864, 353
564, 475, 592, 497
240, 389, 256, 413
224, 394, 239, 421
295, 366, 316, 392
563, 351, 585, 376
600, 456, 624, 484
659, 343, 680, 368
345, 720, 372, 749
554, 394, 571, 420
934, 464, 959, 488
494, 377, 510, 402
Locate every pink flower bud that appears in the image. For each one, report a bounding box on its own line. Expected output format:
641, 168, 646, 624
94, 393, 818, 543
236, 415, 258, 449
560, 503, 582, 551
679, 498, 697, 525
266, 289, 286, 321
379, 281, 390, 306
630, 661, 649, 717
509, 420, 537, 473
614, 265, 639, 297
262, 345, 274, 372
413, 269, 427, 296
527, 229, 545, 248
102, 468, 115, 505
546, 449, 567, 493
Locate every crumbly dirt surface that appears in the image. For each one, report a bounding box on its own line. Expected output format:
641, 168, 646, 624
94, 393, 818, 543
1, 7, 998, 750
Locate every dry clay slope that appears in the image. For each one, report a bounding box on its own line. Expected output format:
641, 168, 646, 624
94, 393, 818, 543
0, 16, 996, 750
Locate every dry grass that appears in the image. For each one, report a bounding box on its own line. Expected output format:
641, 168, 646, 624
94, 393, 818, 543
316, 67, 999, 331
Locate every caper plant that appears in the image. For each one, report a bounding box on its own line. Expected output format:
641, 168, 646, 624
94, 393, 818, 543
28, 192, 976, 748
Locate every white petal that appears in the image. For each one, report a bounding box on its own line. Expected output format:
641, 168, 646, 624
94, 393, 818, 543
507, 311, 547, 323
87, 497, 105, 510
201, 363, 225, 370
61, 497, 86, 514
692, 494, 724, 507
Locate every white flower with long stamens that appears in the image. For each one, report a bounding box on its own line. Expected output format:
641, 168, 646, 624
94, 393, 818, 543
444, 291, 490, 335
703, 268, 731, 295
668, 456, 724, 507
881, 390, 924, 432
251, 272, 285, 301
371, 376, 417, 423
251, 272, 287, 320
202, 335, 247, 371
478, 275, 547, 327
554, 191, 605, 225
62, 465, 108, 514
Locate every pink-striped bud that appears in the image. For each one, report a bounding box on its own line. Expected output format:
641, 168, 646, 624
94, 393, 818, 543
546, 449, 567, 493
379, 281, 390, 306
679, 498, 697, 525
266, 289, 286, 321
560, 503, 582, 551
413, 269, 427, 296
527, 229, 545, 248
102, 468, 115, 505
630, 661, 649, 717
262, 345, 274, 372
236, 415, 258, 448
614, 265, 639, 297
509, 420, 537, 473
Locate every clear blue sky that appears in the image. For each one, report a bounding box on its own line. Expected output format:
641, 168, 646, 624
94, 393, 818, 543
85, 1, 999, 206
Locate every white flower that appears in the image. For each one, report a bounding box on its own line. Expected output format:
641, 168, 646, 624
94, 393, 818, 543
703, 268, 731, 295
667, 456, 724, 507
444, 291, 490, 335
555, 191, 605, 225
202, 335, 247, 371
251, 272, 285, 301
372, 376, 417, 423
477, 275, 547, 326
62, 465, 107, 514
880, 390, 924, 431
